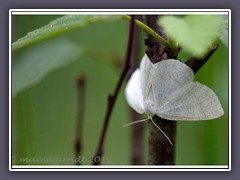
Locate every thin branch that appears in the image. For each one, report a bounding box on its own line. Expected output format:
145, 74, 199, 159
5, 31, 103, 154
131, 112, 145, 165
185, 44, 219, 73
127, 17, 145, 165
92, 15, 135, 165
74, 75, 85, 165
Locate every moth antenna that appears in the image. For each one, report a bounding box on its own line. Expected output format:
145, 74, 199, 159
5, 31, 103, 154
122, 118, 149, 127
150, 117, 173, 146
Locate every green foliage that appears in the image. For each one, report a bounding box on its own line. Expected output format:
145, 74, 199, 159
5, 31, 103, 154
12, 15, 121, 51
219, 15, 228, 47
176, 42, 228, 165
12, 16, 132, 165
12, 15, 125, 97
159, 15, 221, 57
12, 38, 81, 97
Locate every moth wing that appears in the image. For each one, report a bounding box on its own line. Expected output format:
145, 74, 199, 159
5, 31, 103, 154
139, 54, 154, 101
152, 59, 194, 104
125, 69, 145, 114
156, 82, 224, 120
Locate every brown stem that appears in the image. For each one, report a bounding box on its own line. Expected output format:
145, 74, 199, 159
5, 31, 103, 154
74, 75, 85, 165
185, 44, 219, 73
143, 15, 178, 165
131, 111, 145, 164
143, 15, 167, 63
92, 15, 135, 165
127, 16, 145, 165
148, 116, 176, 165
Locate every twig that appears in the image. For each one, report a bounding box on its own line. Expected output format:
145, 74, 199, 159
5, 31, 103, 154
127, 16, 145, 165
74, 75, 85, 165
92, 15, 135, 165
185, 44, 219, 73
130, 111, 144, 164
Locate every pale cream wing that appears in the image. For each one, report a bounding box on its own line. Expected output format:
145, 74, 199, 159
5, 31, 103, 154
151, 59, 194, 106
156, 82, 224, 120
125, 69, 145, 114
139, 54, 154, 101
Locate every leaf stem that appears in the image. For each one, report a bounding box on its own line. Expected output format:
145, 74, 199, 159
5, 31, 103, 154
122, 15, 170, 48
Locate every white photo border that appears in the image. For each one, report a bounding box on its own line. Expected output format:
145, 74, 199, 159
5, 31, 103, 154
9, 9, 231, 171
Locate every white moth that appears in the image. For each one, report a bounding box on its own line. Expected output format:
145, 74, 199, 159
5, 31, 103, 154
125, 54, 224, 144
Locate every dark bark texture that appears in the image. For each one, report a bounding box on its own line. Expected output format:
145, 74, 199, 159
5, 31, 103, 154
128, 17, 145, 165
148, 116, 177, 165
142, 15, 177, 165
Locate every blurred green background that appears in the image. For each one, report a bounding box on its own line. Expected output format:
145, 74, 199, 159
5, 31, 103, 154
12, 15, 229, 165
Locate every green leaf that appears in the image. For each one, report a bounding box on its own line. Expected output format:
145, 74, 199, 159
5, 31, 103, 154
218, 15, 228, 47
12, 15, 121, 51
12, 38, 81, 97
159, 15, 221, 57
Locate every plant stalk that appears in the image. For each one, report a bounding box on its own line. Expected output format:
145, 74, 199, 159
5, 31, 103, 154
74, 75, 85, 165
92, 15, 135, 165
143, 15, 178, 165
127, 16, 145, 165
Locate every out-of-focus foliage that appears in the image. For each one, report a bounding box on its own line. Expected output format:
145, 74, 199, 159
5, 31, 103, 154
219, 15, 228, 47
159, 15, 221, 57
12, 38, 81, 96
177, 39, 228, 165
12, 15, 228, 166
12, 15, 133, 165
12, 15, 124, 97
12, 15, 122, 51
